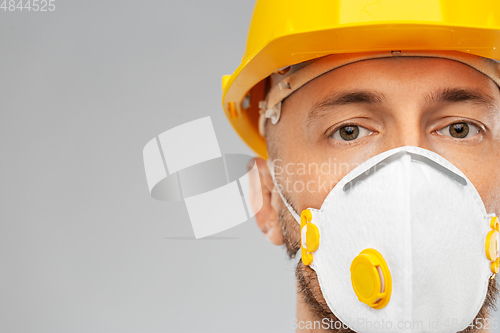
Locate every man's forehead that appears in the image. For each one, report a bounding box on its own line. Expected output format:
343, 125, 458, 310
307, 56, 498, 86
303, 56, 499, 101
286, 57, 500, 124
304, 87, 497, 128
260, 51, 500, 136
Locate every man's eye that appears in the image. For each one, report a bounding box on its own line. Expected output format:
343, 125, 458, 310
331, 125, 371, 141
437, 122, 480, 139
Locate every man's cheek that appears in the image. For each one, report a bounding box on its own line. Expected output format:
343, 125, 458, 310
293, 174, 342, 209
472, 174, 500, 215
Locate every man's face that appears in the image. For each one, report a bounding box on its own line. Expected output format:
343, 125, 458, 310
270, 57, 500, 215
265, 57, 500, 330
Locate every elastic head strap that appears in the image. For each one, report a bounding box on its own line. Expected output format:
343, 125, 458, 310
267, 159, 301, 224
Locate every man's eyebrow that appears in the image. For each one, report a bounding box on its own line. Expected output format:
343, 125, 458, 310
306, 90, 386, 127
424, 88, 495, 107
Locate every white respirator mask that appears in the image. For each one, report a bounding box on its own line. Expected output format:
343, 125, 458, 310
272, 146, 499, 333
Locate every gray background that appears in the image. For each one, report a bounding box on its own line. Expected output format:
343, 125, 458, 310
0, 1, 297, 333
1, 1, 499, 333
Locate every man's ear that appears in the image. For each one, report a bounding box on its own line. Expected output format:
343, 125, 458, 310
248, 157, 284, 246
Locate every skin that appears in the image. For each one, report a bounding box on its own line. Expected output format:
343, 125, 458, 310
248, 57, 500, 332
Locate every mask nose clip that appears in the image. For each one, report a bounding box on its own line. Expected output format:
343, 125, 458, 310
300, 209, 320, 266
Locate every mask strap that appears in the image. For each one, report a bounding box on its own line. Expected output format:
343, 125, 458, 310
267, 159, 301, 224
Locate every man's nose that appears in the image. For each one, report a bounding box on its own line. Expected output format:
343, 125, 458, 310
387, 116, 433, 150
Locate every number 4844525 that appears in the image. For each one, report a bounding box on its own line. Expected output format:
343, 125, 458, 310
1, 0, 55, 11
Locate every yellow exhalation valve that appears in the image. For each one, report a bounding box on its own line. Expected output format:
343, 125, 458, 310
350, 248, 392, 309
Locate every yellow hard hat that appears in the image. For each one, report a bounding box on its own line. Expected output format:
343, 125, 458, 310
222, 0, 500, 159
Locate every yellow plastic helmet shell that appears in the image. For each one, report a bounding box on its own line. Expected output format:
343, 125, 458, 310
222, 0, 500, 159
